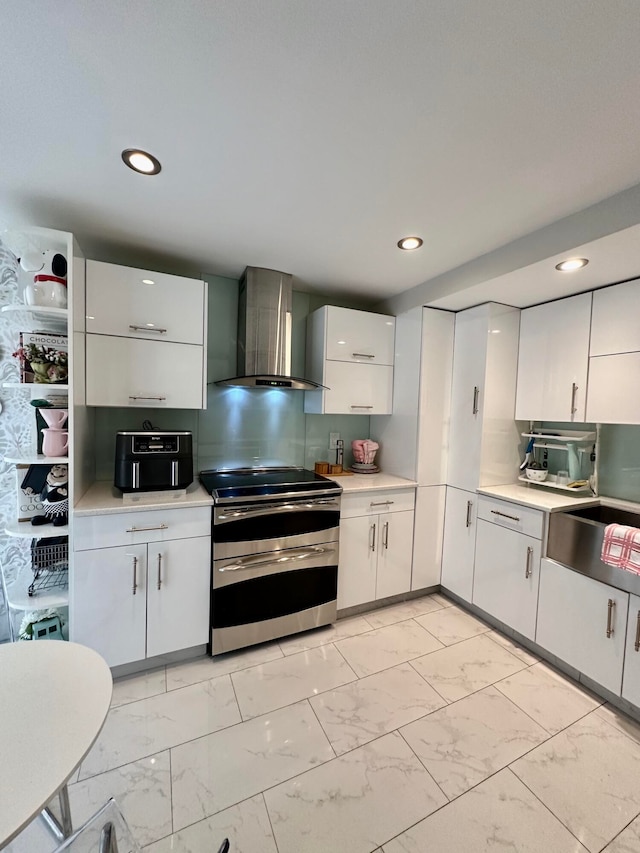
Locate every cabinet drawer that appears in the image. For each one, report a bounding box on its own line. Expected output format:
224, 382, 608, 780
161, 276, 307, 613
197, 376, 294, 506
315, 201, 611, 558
86, 260, 206, 345
86, 334, 206, 409
341, 488, 416, 519
74, 506, 211, 551
477, 495, 543, 539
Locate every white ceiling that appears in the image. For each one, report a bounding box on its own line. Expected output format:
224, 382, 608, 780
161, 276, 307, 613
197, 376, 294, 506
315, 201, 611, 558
2, 1, 640, 301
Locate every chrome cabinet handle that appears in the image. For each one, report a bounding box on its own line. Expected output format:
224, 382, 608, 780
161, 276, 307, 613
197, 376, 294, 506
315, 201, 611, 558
157, 553, 162, 590
350, 405, 374, 409
219, 546, 336, 572
217, 499, 340, 522
465, 500, 473, 528
383, 521, 389, 550
370, 523, 377, 552
129, 395, 167, 401
130, 555, 138, 595
571, 382, 578, 416
126, 523, 168, 533
525, 546, 533, 579
132, 461, 139, 490
635, 611, 640, 652
171, 459, 178, 487
472, 386, 479, 415
491, 510, 521, 522
370, 500, 394, 507
606, 598, 615, 638
129, 324, 167, 334
352, 352, 375, 359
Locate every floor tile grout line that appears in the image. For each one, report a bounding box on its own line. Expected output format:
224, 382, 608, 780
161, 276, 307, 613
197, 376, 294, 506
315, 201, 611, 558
168, 746, 174, 836
261, 792, 282, 853
592, 703, 640, 746
405, 659, 450, 705
504, 767, 592, 852
227, 668, 245, 722
601, 809, 640, 851
305, 697, 338, 759
396, 726, 450, 805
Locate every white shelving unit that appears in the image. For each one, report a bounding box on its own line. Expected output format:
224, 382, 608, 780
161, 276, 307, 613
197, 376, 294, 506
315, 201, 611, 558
517, 474, 592, 494
2, 383, 69, 392
1, 304, 68, 328
5, 522, 70, 538
4, 454, 68, 465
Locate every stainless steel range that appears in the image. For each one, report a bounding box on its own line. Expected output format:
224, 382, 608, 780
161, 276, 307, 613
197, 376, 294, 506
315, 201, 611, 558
199, 467, 342, 655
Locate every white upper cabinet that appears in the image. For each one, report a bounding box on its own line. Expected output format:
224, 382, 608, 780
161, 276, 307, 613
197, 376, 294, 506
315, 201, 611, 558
447, 303, 520, 493
305, 305, 395, 415
86, 334, 206, 408
587, 279, 640, 423
590, 278, 640, 356
324, 306, 395, 364
86, 260, 206, 345
515, 292, 591, 422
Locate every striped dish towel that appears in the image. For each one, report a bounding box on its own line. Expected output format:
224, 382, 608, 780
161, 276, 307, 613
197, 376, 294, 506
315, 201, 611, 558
601, 524, 640, 575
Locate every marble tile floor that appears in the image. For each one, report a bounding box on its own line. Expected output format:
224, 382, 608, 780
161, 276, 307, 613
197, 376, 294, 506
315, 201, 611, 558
7, 594, 640, 853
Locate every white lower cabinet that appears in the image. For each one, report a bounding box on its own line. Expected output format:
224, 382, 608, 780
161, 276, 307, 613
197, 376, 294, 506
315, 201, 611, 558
473, 520, 540, 640
411, 485, 446, 590
72, 534, 211, 668
440, 487, 477, 601
622, 594, 640, 707
536, 558, 628, 695
337, 491, 414, 610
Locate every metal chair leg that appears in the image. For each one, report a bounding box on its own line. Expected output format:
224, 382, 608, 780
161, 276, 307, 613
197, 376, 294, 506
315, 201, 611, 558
99, 821, 119, 853
42, 783, 73, 841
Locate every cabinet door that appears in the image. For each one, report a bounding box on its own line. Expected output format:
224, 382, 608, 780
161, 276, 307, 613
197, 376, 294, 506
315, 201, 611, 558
473, 520, 540, 640
441, 487, 477, 602
337, 515, 377, 609
323, 361, 393, 415
447, 309, 488, 492
376, 510, 414, 600
146, 536, 211, 658
411, 485, 445, 590
86, 260, 205, 345
536, 558, 628, 694
622, 594, 640, 707
86, 334, 205, 409
71, 544, 147, 668
515, 293, 591, 422
586, 353, 640, 424
325, 306, 395, 365
591, 278, 640, 356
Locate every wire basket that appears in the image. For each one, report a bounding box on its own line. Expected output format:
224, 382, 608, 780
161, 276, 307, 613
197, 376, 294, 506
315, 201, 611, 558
29, 536, 69, 596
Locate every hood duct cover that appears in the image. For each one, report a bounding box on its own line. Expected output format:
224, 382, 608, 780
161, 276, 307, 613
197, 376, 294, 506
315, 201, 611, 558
216, 266, 325, 390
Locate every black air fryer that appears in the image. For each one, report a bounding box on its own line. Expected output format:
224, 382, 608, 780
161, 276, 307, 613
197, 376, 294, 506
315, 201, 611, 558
114, 431, 193, 493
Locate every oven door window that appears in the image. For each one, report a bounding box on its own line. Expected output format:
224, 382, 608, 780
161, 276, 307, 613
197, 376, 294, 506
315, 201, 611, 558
214, 507, 340, 544
213, 565, 338, 628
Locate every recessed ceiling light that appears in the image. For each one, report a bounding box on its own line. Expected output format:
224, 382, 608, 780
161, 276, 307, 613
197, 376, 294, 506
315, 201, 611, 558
121, 149, 162, 175
555, 257, 589, 272
141, 278, 155, 285
397, 236, 423, 251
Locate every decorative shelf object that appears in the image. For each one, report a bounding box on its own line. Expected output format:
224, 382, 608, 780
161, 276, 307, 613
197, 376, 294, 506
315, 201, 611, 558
5, 522, 69, 539
517, 474, 592, 494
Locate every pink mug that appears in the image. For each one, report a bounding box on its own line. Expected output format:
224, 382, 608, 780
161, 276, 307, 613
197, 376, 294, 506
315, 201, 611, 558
42, 428, 69, 457
41, 408, 68, 429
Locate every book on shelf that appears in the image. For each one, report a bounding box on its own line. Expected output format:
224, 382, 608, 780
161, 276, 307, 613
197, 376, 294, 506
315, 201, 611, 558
15, 330, 68, 384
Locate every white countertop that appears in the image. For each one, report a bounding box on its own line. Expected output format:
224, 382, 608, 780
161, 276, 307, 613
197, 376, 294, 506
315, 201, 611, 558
329, 472, 418, 492
477, 483, 600, 512
0, 641, 112, 847
75, 480, 213, 516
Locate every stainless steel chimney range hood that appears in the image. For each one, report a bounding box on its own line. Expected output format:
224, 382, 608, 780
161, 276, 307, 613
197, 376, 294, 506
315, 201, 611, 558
216, 266, 325, 390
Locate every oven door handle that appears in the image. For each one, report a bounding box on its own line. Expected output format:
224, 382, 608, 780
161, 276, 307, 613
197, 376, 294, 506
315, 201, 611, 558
218, 545, 337, 573
215, 499, 340, 523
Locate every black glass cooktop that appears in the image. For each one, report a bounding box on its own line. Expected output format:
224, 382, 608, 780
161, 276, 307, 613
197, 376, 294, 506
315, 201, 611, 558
199, 467, 341, 503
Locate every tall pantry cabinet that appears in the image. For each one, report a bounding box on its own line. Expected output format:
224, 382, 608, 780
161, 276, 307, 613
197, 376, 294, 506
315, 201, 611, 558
441, 303, 521, 599
372, 307, 454, 591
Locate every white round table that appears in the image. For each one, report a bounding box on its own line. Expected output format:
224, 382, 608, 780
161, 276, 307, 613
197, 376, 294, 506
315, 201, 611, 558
0, 641, 112, 848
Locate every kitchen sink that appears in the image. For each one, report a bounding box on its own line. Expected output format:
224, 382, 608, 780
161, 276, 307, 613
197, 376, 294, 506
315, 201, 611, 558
547, 504, 640, 595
